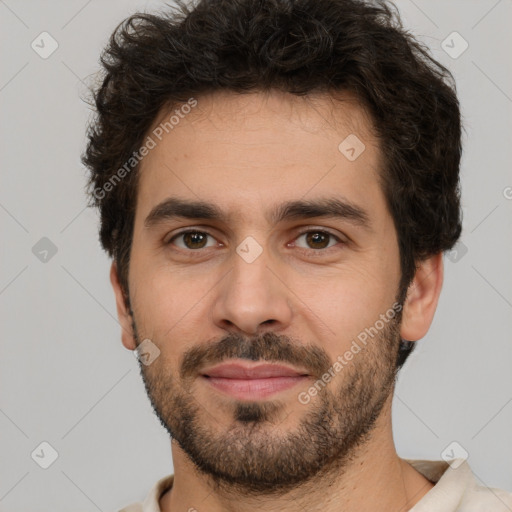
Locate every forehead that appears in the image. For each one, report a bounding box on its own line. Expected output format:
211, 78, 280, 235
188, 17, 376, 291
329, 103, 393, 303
153, 89, 376, 142
135, 89, 385, 226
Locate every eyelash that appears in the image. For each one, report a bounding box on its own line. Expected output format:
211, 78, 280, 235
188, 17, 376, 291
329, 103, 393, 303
165, 228, 345, 256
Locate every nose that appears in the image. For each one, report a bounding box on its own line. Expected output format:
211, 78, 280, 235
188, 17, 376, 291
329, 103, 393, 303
211, 246, 293, 336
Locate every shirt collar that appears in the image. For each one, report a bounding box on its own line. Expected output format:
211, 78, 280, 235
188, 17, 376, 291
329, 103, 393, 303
406, 459, 473, 511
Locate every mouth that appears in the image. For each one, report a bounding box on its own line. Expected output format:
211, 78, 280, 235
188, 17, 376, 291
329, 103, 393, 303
200, 361, 310, 400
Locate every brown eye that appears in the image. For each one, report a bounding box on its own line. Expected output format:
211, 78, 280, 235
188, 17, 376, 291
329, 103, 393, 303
294, 230, 341, 251
168, 231, 216, 250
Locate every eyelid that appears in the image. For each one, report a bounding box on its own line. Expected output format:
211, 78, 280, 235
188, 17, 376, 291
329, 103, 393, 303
290, 228, 346, 253
294, 226, 345, 240
165, 228, 221, 248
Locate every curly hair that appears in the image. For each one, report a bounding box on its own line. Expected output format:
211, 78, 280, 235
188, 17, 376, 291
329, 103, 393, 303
82, 0, 463, 369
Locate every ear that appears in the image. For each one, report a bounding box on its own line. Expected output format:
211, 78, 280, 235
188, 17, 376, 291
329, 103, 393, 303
400, 252, 444, 342
110, 261, 137, 351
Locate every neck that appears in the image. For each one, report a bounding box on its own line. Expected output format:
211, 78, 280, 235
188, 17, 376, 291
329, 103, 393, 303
160, 398, 434, 512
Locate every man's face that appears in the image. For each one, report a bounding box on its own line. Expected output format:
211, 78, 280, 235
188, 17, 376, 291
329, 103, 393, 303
123, 90, 404, 493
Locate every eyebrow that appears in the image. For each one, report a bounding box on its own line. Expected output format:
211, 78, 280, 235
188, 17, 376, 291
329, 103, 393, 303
144, 196, 372, 231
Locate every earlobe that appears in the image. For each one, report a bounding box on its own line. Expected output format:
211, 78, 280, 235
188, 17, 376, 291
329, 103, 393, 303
400, 253, 444, 342
110, 261, 137, 351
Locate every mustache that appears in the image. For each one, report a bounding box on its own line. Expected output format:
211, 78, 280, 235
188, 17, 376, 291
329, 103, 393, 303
179, 331, 332, 381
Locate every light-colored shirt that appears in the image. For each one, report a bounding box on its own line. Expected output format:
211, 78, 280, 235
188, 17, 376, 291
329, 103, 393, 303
117, 459, 512, 512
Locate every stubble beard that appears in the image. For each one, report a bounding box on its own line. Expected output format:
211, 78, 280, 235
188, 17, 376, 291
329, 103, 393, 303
131, 309, 401, 496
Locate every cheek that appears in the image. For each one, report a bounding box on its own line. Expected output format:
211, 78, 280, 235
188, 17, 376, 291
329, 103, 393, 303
130, 255, 218, 348
292, 264, 394, 350
130, 253, 185, 323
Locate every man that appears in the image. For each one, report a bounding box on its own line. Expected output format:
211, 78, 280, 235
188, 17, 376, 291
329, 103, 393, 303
82, 0, 512, 510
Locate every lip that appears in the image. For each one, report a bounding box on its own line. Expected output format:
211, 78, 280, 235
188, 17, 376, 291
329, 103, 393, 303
201, 362, 309, 379
200, 361, 310, 401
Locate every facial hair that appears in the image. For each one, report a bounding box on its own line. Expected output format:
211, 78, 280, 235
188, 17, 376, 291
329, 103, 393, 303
130, 303, 402, 497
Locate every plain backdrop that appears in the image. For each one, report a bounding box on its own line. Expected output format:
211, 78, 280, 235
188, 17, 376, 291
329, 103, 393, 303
1, 0, 511, 510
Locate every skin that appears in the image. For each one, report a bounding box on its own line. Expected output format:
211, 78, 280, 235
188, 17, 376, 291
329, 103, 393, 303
110, 89, 444, 512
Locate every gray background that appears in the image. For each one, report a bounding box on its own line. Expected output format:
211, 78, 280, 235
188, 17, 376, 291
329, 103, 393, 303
1, 0, 511, 510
